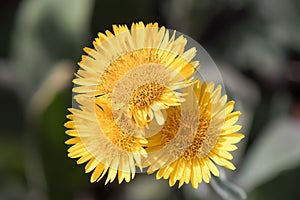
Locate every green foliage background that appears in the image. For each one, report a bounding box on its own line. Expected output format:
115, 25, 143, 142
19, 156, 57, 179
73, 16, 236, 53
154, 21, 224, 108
0, 0, 300, 199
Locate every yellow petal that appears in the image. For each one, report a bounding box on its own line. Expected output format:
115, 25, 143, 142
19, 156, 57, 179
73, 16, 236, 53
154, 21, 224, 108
65, 137, 81, 145
90, 163, 105, 183
85, 158, 99, 173
200, 159, 211, 183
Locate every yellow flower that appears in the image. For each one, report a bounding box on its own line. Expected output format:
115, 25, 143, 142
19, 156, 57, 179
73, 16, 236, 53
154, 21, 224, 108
144, 79, 244, 189
72, 21, 198, 127
65, 22, 198, 184
65, 95, 147, 184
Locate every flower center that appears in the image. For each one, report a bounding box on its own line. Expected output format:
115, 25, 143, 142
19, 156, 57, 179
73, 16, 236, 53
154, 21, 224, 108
129, 83, 165, 110
149, 105, 219, 163
182, 114, 211, 160
95, 105, 145, 153
96, 49, 165, 96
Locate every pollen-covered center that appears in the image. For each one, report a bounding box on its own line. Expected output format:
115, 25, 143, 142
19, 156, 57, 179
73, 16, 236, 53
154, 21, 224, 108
106, 131, 141, 152
96, 49, 167, 96
129, 83, 166, 110
151, 105, 220, 164
182, 114, 211, 160
94, 105, 145, 153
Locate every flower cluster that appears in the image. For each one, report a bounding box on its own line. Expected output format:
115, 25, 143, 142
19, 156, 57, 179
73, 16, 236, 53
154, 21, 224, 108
65, 22, 244, 188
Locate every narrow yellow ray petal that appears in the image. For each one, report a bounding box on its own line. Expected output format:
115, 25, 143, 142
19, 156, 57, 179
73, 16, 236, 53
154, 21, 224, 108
221, 158, 236, 170
184, 162, 192, 184
154, 109, 165, 125
178, 178, 185, 188
105, 167, 117, 185
205, 158, 219, 176
85, 158, 99, 173
124, 171, 131, 183
190, 164, 198, 189
77, 153, 93, 164
225, 111, 241, 126
212, 149, 233, 160
193, 159, 202, 185
65, 130, 78, 137
175, 159, 185, 180
91, 163, 105, 183
221, 125, 242, 135
162, 164, 175, 179
64, 121, 76, 129
219, 133, 244, 143
129, 156, 136, 179
156, 167, 168, 179
169, 172, 177, 187
224, 101, 235, 114
208, 152, 225, 166
68, 146, 87, 158
200, 159, 211, 183
68, 143, 85, 152
65, 137, 81, 145
66, 114, 73, 120
217, 144, 238, 151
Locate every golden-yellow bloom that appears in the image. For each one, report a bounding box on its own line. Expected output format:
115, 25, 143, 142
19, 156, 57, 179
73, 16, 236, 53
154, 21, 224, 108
144, 79, 244, 189
72, 21, 198, 127
65, 95, 147, 184
65, 22, 198, 184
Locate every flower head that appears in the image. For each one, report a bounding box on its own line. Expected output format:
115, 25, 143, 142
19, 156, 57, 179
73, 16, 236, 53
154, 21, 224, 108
144, 79, 244, 188
65, 95, 147, 184
73, 22, 198, 127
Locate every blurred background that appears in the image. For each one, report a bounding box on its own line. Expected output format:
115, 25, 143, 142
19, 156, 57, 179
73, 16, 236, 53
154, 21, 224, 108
0, 0, 300, 199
